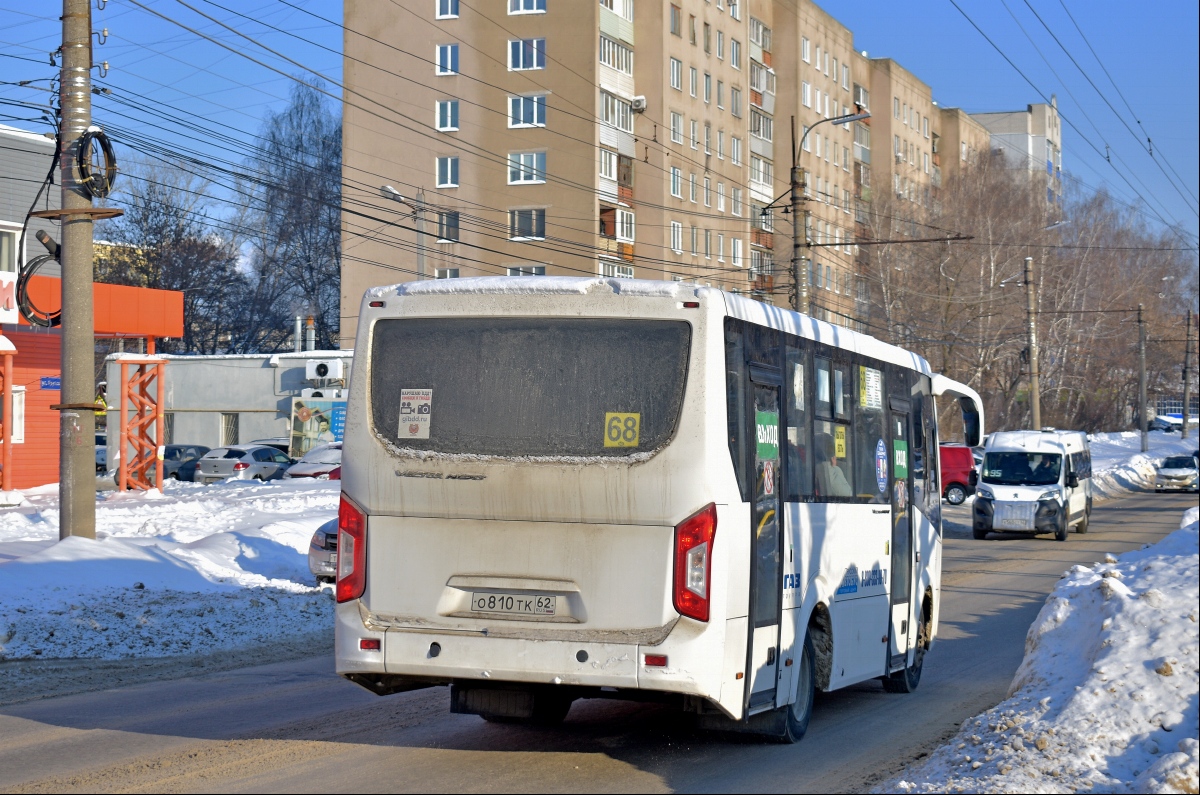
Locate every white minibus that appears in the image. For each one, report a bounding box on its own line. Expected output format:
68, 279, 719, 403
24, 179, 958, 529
972, 430, 1092, 541
335, 277, 983, 741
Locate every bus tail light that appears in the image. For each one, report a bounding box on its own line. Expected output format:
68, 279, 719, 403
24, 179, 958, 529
336, 493, 367, 603
673, 503, 717, 622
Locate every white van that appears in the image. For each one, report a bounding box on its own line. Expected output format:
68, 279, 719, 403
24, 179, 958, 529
972, 430, 1092, 541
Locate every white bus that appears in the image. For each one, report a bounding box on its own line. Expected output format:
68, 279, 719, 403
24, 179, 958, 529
335, 277, 983, 741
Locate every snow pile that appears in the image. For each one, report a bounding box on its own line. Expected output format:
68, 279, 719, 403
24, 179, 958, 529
1088, 431, 1197, 500
0, 479, 338, 660
887, 508, 1200, 794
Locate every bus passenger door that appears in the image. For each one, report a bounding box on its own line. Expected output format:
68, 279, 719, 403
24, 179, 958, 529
746, 371, 783, 714
888, 404, 915, 671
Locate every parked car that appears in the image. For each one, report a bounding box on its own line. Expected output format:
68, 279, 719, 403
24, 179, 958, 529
196, 445, 293, 484
1154, 455, 1199, 493
939, 443, 977, 505
95, 433, 107, 473
284, 442, 342, 480
308, 518, 338, 584
162, 444, 210, 481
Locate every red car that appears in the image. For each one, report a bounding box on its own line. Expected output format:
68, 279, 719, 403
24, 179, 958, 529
939, 444, 977, 505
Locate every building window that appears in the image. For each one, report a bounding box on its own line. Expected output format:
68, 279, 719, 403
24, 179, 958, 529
750, 155, 772, 185
507, 264, 546, 275
670, 4, 682, 36
599, 35, 633, 74
436, 155, 459, 187
730, 87, 742, 118
729, 0, 740, 20
704, 123, 712, 153
690, 119, 698, 149
509, 38, 546, 70
717, 182, 725, 212
220, 413, 239, 447
717, 80, 724, 108
671, 166, 683, 197
924, 151, 930, 174
704, 229, 712, 259
800, 36, 809, 63
730, 39, 741, 69
509, 94, 547, 127
690, 226, 698, 255
703, 22, 711, 53
163, 412, 175, 445
731, 187, 743, 216
731, 135, 742, 165
802, 81, 811, 108
894, 97, 900, 118
703, 176, 712, 206
689, 14, 697, 44
843, 64, 850, 90
600, 0, 633, 21
923, 116, 929, 138
750, 109, 772, 142
437, 0, 459, 19
690, 67, 698, 97
670, 58, 682, 90
599, 148, 617, 180
509, 209, 546, 240
704, 72, 712, 103
601, 91, 633, 132
436, 44, 459, 75
690, 172, 697, 202
717, 30, 724, 59
508, 151, 546, 184
615, 209, 635, 242
436, 99, 459, 130
671, 221, 683, 253
718, 130, 725, 159
731, 238, 743, 267
436, 211, 460, 241
509, 0, 545, 13
670, 112, 684, 143
435, 268, 460, 279
750, 18, 771, 50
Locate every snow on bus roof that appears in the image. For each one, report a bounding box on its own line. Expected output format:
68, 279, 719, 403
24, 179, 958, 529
370, 276, 690, 299
366, 276, 928, 374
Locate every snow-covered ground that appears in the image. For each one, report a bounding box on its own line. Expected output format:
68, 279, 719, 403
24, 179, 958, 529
0, 479, 337, 661
1086, 431, 1197, 500
885, 507, 1200, 794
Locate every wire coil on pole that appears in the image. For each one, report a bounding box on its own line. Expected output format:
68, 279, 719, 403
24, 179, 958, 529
77, 129, 117, 198
16, 253, 63, 327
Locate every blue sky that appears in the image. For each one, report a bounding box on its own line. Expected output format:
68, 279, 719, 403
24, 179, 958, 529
1, 0, 1196, 248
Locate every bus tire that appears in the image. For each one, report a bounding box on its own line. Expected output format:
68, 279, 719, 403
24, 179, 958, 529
882, 607, 927, 694
775, 634, 816, 744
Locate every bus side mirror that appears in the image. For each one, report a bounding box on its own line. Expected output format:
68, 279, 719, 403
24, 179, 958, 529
969, 470, 978, 488
958, 397, 981, 447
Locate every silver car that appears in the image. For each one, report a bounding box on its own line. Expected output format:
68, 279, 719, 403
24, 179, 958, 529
196, 445, 293, 484
308, 518, 338, 584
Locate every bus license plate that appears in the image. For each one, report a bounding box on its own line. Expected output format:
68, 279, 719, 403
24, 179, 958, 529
471, 593, 556, 616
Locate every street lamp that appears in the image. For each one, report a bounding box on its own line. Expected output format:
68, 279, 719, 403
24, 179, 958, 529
789, 111, 870, 315
381, 184, 426, 280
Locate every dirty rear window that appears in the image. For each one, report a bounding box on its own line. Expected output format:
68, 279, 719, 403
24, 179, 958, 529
370, 317, 691, 457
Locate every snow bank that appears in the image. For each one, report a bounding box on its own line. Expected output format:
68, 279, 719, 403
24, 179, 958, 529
0, 479, 338, 661
885, 510, 1200, 794
1088, 431, 1197, 500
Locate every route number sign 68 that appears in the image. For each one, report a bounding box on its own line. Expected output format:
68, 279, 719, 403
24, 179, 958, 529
604, 412, 641, 448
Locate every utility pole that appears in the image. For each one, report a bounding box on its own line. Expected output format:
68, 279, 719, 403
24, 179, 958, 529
58, 0, 96, 540
1138, 303, 1147, 453
1024, 256, 1041, 431
1182, 308, 1192, 441
790, 117, 808, 314
415, 188, 426, 281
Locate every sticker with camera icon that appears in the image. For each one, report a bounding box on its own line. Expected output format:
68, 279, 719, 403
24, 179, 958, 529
399, 388, 432, 439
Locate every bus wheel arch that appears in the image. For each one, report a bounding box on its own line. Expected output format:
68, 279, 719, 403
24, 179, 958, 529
807, 603, 834, 692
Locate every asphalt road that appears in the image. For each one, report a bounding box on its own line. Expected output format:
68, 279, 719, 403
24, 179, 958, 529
1, 490, 1194, 794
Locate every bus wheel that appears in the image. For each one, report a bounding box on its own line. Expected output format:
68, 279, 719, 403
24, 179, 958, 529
775, 634, 816, 743
946, 484, 967, 505
883, 608, 927, 694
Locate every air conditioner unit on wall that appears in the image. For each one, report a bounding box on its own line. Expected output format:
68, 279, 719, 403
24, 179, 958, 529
305, 359, 345, 381
301, 387, 346, 400
631, 96, 647, 112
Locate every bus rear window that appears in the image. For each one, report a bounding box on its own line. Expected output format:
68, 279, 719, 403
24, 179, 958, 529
369, 317, 691, 457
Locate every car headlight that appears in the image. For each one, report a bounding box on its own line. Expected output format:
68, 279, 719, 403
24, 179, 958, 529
976, 486, 994, 501
1037, 489, 1060, 502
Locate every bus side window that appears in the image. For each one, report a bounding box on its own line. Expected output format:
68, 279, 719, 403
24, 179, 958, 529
724, 318, 751, 501
785, 342, 812, 500
853, 363, 887, 502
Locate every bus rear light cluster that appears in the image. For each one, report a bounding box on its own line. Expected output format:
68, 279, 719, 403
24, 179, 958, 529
336, 493, 367, 603
673, 503, 717, 622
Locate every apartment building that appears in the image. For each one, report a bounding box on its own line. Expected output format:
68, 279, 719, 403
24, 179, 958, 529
936, 106, 992, 185
972, 96, 1063, 204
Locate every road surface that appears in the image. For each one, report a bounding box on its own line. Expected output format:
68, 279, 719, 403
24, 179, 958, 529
1, 490, 1193, 794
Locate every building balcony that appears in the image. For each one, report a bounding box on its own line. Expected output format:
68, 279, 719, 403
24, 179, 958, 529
750, 274, 775, 294
618, 184, 633, 205
598, 235, 634, 262
750, 89, 763, 108
751, 228, 774, 249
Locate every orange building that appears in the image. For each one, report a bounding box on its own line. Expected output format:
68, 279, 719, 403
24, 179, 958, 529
2, 275, 183, 489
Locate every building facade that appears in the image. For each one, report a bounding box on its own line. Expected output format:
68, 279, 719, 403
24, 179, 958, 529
972, 96, 1063, 204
